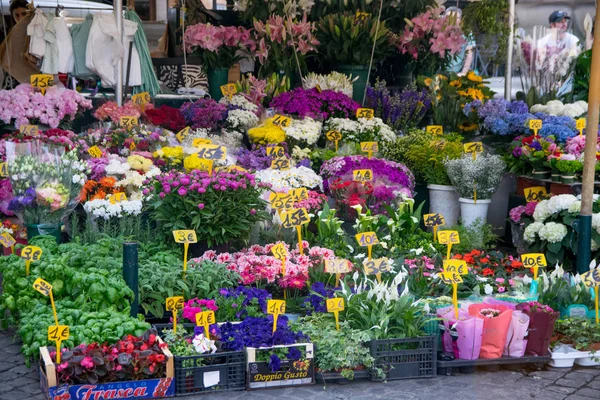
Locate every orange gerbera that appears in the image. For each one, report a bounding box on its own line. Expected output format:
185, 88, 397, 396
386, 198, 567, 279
99, 177, 117, 188
91, 189, 107, 201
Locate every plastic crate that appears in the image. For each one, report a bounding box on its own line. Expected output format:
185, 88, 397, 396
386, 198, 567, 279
423, 314, 443, 350
369, 336, 437, 381
174, 351, 246, 395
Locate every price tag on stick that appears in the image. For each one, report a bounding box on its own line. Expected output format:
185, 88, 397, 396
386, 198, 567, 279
22, 245, 42, 276
360, 142, 378, 159
195, 310, 216, 339
220, 83, 237, 100
363, 257, 391, 283
326, 298, 344, 330
33, 278, 59, 327
267, 300, 286, 333
325, 259, 351, 287
423, 213, 445, 240
439, 271, 463, 319
30, 74, 54, 94
355, 232, 379, 263
581, 266, 600, 323
529, 119, 542, 136
166, 296, 184, 333
0, 162, 7, 177
120, 116, 139, 129
0, 232, 16, 254
427, 125, 443, 136
464, 142, 483, 160
173, 230, 197, 273
326, 130, 342, 152
270, 193, 294, 211
437, 230, 460, 260
271, 157, 291, 170
356, 108, 374, 119
289, 188, 308, 203
576, 118, 586, 136
88, 146, 103, 158
132, 92, 151, 111
48, 325, 69, 363
176, 127, 190, 143
20, 125, 39, 136
272, 114, 291, 128
524, 186, 547, 203
443, 259, 468, 275
271, 243, 288, 297
109, 192, 127, 204
353, 169, 373, 182
520, 253, 547, 294
197, 144, 227, 161
266, 146, 285, 158
280, 208, 310, 255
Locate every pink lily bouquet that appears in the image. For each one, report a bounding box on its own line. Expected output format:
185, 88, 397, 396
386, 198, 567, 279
184, 23, 256, 69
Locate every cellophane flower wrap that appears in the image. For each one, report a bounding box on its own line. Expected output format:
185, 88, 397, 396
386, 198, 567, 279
516, 301, 558, 356
6, 141, 88, 225
183, 23, 255, 69
0, 84, 92, 129
437, 305, 483, 360
468, 303, 513, 359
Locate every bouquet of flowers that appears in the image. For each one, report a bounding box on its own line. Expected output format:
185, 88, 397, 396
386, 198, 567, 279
236, 144, 292, 171
463, 98, 532, 136
255, 166, 323, 191
530, 100, 588, 118
506, 134, 560, 175
283, 117, 323, 147
247, 118, 287, 145
270, 87, 360, 119
0, 84, 92, 129
94, 100, 146, 124
183, 24, 255, 69
233, 0, 313, 23
444, 154, 506, 200
144, 105, 187, 132
302, 72, 356, 97
219, 94, 261, 133
365, 80, 432, 133
324, 117, 396, 147
396, 7, 466, 74
180, 98, 228, 130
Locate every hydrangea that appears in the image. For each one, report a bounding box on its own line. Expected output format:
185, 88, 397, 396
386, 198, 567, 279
538, 222, 568, 243
524, 221, 544, 242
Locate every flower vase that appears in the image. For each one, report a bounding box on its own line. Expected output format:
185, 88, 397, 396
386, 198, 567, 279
427, 184, 460, 226
26, 223, 62, 243
551, 170, 561, 182
561, 175, 575, 184
207, 68, 230, 101
458, 198, 491, 228
531, 170, 550, 181
334, 65, 370, 103
510, 222, 527, 254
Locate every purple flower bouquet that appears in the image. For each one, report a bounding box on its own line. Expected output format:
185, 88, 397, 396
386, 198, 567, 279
180, 98, 228, 130
270, 87, 360, 119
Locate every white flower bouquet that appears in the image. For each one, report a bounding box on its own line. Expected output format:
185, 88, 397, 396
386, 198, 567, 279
255, 166, 323, 191
283, 117, 323, 146
302, 72, 356, 97
444, 154, 506, 200
530, 100, 587, 118
325, 117, 396, 150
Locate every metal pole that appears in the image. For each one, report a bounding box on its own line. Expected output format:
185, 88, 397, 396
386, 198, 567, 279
123, 242, 139, 317
576, 9, 600, 274
115, 0, 124, 106
504, 0, 515, 101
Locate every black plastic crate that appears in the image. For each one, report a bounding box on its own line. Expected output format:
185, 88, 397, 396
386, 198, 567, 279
369, 336, 437, 381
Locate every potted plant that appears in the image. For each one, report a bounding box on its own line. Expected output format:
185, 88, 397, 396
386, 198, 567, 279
317, 13, 392, 103
183, 23, 255, 100
556, 158, 583, 184
404, 132, 464, 226
516, 301, 559, 357
444, 154, 506, 228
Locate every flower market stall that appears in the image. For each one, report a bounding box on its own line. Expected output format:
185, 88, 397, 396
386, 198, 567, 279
2, 1, 600, 399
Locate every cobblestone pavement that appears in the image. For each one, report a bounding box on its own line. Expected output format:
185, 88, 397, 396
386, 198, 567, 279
1, 328, 599, 400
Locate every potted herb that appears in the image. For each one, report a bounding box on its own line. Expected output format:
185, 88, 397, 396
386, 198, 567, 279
317, 13, 392, 103
556, 158, 583, 184
444, 154, 506, 228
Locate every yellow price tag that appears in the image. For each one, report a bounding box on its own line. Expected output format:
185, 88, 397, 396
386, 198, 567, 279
443, 259, 468, 275
48, 325, 70, 341
176, 127, 190, 143
88, 146, 103, 158
356, 108, 374, 119
273, 114, 291, 128
195, 310, 216, 326
438, 230, 460, 245
220, 83, 237, 99
355, 232, 379, 246
354, 11, 370, 24
325, 259, 351, 274
524, 186, 547, 203
271, 243, 287, 260
424, 213, 445, 227
464, 142, 483, 155
521, 253, 547, 269
0, 162, 8, 177
197, 144, 227, 161
197, 159, 214, 175
326, 298, 345, 313
326, 130, 342, 142
271, 158, 291, 170
120, 116, 139, 128
30, 74, 54, 94
289, 188, 308, 202
581, 268, 600, 288
440, 271, 463, 284
109, 192, 127, 204
363, 257, 391, 275
33, 277, 52, 296
166, 296, 184, 311
266, 146, 285, 158
193, 138, 212, 147
360, 142, 378, 153
132, 92, 151, 111
20, 125, 39, 136
22, 245, 42, 261
173, 230, 198, 244
267, 299, 286, 315
353, 169, 373, 182
427, 125, 443, 135
270, 192, 294, 211
280, 208, 310, 228
576, 118, 586, 133
529, 119, 542, 134
0, 232, 16, 248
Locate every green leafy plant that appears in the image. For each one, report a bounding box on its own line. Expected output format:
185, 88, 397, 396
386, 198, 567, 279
405, 132, 464, 186
556, 159, 583, 175
555, 317, 600, 351
439, 221, 498, 252
571, 49, 592, 102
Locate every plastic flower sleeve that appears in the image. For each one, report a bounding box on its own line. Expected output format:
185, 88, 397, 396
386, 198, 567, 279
503, 310, 530, 358
483, 297, 517, 310
468, 304, 514, 359
516, 304, 559, 356
439, 306, 484, 360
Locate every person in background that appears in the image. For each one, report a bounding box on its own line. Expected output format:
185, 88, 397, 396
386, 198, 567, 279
9, 0, 30, 24
445, 7, 475, 76
538, 10, 581, 55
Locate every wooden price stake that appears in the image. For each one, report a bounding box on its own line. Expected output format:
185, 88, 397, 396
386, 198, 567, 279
271, 243, 288, 298
266, 145, 285, 158
20, 124, 39, 136
326, 298, 344, 331
362, 257, 391, 283
464, 142, 483, 161
440, 271, 463, 319
360, 142, 378, 159
324, 258, 351, 287
48, 324, 69, 363
521, 253, 547, 295
166, 296, 184, 334
355, 232, 379, 267
119, 116, 139, 129
529, 119, 542, 136
197, 144, 227, 161
437, 230, 460, 260
443, 259, 469, 275
132, 92, 151, 112
195, 310, 216, 339
0, 162, 7, 177
267, 299, 286, 333
109, 192, 127, 204
326, 130, 342, 152
173, 230, 198, 273
427, 125, 443, 136
423, 213, 445, 241
356, 108, 374, 119
524, 186, 547, 203
0, 232, 16, 254
576, 118, 586, 137
220, 83, 237, 100
581, 266, 600, 323
280, 208, 310, 255
22, 245, 42, 276
176, 127, 190, 143
33, 278, 59, 326
88, 145, 103, 158
30, 74, 54, 94
272, 114, 291, 128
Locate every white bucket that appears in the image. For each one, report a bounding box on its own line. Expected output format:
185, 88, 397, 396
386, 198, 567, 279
427, 184, 460, 226
459, 198, 492, 228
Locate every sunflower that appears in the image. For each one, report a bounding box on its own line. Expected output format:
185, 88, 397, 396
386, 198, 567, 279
449, 79, 462, 88
424, 78, 433, 87
467, 71, 483, 83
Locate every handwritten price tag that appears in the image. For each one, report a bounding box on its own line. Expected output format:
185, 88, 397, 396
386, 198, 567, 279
19, 125, 39, 136
289, 188, 308, 202
582, 268, 600, 288
193, 138, 212, 147
326, 298, 344, 313
166, 296, 184, 311
353, 169, 373, 182
22, 245, 42, 261
424, 213, 445, 227
120, 116, 139, 129
427, 125, 443, 135
109, 192, 127, 204
363, 257, 391, 274
132, 92, 151, 111
271, 158, 291, 170
197, 144, 227, 161
0, 162, 8, 177
524, 186, 547, 203
270, 193, 294, 210
354, 11, 369, 24
360, 142, 378, 153
325, 259, 351, 274
173, 230, 198, 244
576, 118, 586, 132
33, 277, 52, 296
30, 74, 54, 94
220, 83, 237, 99
326, 130, 342, 141
440, 271, 463, 284
88, 146, 103, 158
356, 108, 374, 119
464, 142, 483, 155
521, 253, 547, 269
281, 208, 310, 228
438, 230, 460, 245
268, 299, 286, 315
195, 310, 216, 326
0, 232, 16, 248
48, 325, 70, 341
176, 127, 190, 143
355, 232, 379, 246
273, 114, 291, 128
271, 243, 287, 260
197, 159, 213, 175
266, 146, 285, 158
443, 259, 468, 275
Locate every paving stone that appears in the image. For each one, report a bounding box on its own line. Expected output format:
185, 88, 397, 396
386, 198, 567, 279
573, 368, 600, 376
588, 380, 600, 389
5, 365, 32, 376
556, 379, 590, 389
573, 388, 600, 399
564, 372, 595, 382
545, 385, 577, 395
565, 396, 599, 400
530, 370, 568, 381
532, 390, 567, 400
0, 390, 38, 400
